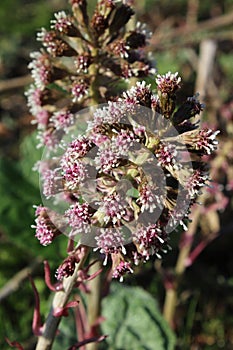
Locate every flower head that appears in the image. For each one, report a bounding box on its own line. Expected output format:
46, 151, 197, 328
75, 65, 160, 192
29, 1, 219, 283
56, 255, 78, 280
156, 71, 181, 94
65, 202, 91, 235
32, 206, 61, 246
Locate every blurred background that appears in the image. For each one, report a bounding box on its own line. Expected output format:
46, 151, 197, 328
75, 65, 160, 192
0, 0, 233, 349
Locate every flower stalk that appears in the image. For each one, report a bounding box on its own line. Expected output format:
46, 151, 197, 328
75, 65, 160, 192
35, 246, 90, 350
163, 206, 201, 326
26, 0, 220, 348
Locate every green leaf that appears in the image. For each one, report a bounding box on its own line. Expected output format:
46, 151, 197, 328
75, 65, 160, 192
101, 284, 176, 350
19, 131, 43, 188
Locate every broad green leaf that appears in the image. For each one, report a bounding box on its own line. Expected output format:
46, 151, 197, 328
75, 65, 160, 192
101, 283, 176, 350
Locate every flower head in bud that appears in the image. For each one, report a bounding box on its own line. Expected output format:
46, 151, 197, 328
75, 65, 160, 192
75, 54, 92, 74
56, 255, 78, 280
179, 128, 220, 155
112, 257, 133, 282
28, 52, 52, 90
42, 168, 63, 199
94, 141, 120, 172
37, 129, 59, 150
109, 39, 130, 59
133, 224, 167, 260
156, 71, 181, 94
51, 11, 73, 33
50, 109, 74, 131
65, 202, 91, 235
71, 80, 89, 102
27, 0, 155, 152
32, 206, 61, 246
95, 228, 126, 265
156, 143, 179, 170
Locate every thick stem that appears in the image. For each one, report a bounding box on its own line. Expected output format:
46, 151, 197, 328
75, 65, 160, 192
35, 247, 90, 350
85, 43, 103, 350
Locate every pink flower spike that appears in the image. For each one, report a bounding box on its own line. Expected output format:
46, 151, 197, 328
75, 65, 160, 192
5, 338, 24, 350
53, 300, 79, 317
44, 260, 63, 291
28, 275, 43, 336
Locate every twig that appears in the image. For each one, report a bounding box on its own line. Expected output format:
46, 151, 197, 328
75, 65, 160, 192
35, 246, 90, 350
195, 39, 217, 102
0, 258, 42, 302
0, 75, 32, 93
150, 11, 233, 50
152, 11, 233, 43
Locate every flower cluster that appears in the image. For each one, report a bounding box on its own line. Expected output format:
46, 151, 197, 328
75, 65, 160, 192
26, 0, 155, 150
32, 206, 62, 246
29, 1, 219, 282
32, 71, 219, 281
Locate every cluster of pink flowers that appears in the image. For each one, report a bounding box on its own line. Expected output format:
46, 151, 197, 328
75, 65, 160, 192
28, 1, 219, 282
32, 71, 219, 281
26, 0, 155, 150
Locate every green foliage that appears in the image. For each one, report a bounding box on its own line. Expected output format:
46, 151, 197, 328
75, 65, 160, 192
219, 53, 233, 86
101, 283, 176, 350
0, 158, 39, 249
53, 312, 78, 350
0, 132, 68, 349
0, 0, 54, 36
19, 131, 42, 187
